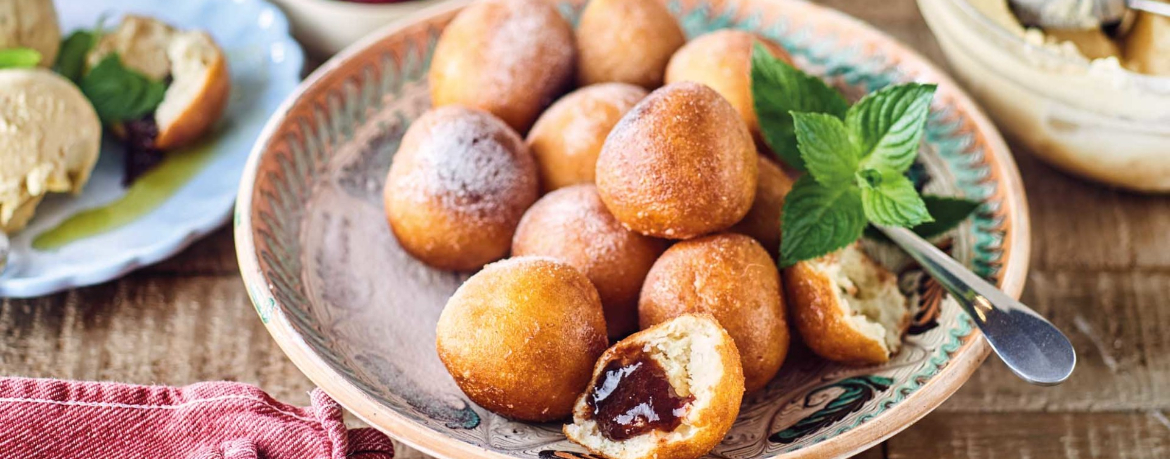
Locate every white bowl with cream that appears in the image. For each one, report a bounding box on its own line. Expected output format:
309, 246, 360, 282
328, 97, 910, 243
919, 0, 1170, 192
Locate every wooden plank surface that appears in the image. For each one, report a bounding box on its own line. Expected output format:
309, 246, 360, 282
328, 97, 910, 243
2, 0, 1169, 458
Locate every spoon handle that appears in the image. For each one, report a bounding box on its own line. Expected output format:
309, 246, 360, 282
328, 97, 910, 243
876, 226, 1076, 386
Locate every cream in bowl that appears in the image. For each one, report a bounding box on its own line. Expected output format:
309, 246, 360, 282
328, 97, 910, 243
919, 0, 1170, 192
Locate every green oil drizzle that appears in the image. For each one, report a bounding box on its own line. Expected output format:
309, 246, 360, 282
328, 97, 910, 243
33, 136, 219, 250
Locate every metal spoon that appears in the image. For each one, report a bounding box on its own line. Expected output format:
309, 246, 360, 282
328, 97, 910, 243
1010, 0, 1170, 29
877, 226, 1076, 386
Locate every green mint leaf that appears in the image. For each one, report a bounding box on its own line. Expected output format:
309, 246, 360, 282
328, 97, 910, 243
792, 111, 858, 187
780, 175, 867, 267
864, 195, 980, 240
0, 48, 42, 69
751, 43, 849, 171
80, 53, 166, 125
847, 83, 936, 172
859, 170, 933, 227
54, 30, 97, 82
911, 195, 980, 238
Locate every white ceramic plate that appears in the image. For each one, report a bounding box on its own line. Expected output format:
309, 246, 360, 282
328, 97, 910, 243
0, 0, 304, 298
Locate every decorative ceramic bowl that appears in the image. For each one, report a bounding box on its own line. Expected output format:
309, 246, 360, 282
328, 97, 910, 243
236, 0, 1030, 457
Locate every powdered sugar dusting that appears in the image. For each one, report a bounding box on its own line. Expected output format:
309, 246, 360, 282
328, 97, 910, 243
393, 108, 536, 225
484, 0, 575, 95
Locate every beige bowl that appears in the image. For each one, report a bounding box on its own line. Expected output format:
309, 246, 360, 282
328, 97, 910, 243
919, 0, 1170, 193
271, 0, 448, 58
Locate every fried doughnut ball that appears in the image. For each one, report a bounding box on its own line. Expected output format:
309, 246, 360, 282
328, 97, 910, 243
429, 0, 576, 133
575, 0, 686, 88
564, 313, 744, 459
513, 184, 667, 339
383, 106, 538, 271
784, 243, 910, 366
730, 156, 794, 256
527, 83, 647, 192
665, 30, 793, 143
436, 257, 608, 421
596, 82, 757, 239
639, 233, 788, 393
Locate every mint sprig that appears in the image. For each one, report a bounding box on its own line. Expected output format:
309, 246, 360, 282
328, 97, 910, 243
55, 30, 98, 82
864, 195, 982, 242
81, 53, 167, 124
752, 47, 981, 267
751, 44, 848, 171
779, 176, 867, 265
775, 83, 937, 267
0, 48, 42, 69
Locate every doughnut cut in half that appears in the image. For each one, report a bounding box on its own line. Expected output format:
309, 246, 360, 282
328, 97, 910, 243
784, 243, 911, 365
564, 313, 744, 459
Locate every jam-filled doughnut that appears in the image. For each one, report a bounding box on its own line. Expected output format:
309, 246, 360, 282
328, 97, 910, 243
564, 313, 744, 459
575, 0, 686, 88
595, 82, 758, 239
526, 83, 647, 192
665, 30, 793, 144
512, 184, 667, 339
436, 257, 608, 421
639, 233, 789, 392
383, 106, 538, 271
429, 0, 576, 133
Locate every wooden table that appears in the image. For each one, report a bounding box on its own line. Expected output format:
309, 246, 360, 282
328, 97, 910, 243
2, 0, 1168, 457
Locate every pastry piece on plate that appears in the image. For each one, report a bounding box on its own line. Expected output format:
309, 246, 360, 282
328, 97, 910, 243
86, 14, 229, 179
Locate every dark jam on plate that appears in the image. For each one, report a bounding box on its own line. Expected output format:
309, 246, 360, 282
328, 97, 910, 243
584, 350, 694, 441
121, 115, 164, 185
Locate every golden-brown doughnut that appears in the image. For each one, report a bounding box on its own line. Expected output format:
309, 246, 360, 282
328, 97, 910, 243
639, 233, 788, 392
564, 313, 744, 459
784, 243, 911, 366
575, 0, 686, 88
665, 30, 793, 143
595, 82, 757, 239
436, 256, 608, 422
513, 184, 667, 339
383, 106, 538, 271
526, 83, 647, 192
730, 156, 794, 256
429, 0, 576, 133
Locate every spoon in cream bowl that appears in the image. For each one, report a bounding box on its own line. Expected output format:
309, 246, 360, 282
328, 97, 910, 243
1009, 0, 1170, 29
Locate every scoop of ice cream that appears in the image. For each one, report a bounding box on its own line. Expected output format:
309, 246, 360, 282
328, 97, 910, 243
0, 69, 102, 233
0, 0, 62, 67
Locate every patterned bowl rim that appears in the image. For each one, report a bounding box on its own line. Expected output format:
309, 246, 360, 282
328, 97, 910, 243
234, 0, 1032, 457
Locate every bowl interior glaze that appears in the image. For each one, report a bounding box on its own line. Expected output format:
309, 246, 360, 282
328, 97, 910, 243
236, 1, 1030, 458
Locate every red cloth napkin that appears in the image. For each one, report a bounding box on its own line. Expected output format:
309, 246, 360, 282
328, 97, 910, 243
0, 377, 394, 459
